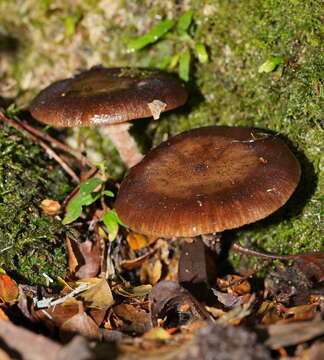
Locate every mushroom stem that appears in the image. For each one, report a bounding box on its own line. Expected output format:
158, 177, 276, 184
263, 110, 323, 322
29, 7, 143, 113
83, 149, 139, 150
101, 123, 144, 168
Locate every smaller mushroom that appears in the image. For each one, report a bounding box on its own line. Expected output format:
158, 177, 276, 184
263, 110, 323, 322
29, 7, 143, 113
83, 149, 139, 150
29, 67, 187, 167
114, 126, 301, 289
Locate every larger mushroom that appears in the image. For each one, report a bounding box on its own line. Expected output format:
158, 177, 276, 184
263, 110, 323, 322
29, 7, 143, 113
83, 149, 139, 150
29, 67, 187, 167
114, 126, 301, 286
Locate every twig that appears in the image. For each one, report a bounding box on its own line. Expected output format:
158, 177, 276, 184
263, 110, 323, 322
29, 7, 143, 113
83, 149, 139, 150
0, 110, 80, 183
19, 118, 95, 169
232, 242, 295, 260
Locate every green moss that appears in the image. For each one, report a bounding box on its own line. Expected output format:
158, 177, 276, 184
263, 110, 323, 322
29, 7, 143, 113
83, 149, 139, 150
0, 125, 71, 284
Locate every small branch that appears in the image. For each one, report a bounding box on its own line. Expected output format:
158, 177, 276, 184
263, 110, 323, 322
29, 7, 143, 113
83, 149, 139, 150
0, 110, 80, 183
232, 242, 294, 260
19, 118, 95, 169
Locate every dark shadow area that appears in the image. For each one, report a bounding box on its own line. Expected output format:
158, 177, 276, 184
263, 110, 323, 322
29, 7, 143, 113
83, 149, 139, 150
0, 339, 22, 360
130, 117, 152, 153
0, 33, 19, 54
0, 96, 15, 110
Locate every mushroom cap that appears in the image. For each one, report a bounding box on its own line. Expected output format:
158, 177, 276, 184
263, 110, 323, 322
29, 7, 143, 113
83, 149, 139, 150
29, 67, 187, 127
114, 126, 301, 237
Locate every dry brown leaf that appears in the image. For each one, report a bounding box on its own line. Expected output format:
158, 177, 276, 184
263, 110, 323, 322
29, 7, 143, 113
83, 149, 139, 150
33, 298, 80, 328
120, 249, 156, 270
114, 284, 152, 298
114, 303, 151, 334
140, 258, 162, 285
88, 307, 108, 327
217, 275, 251, 295
0, 318, 62, 360
114, 303, 150, 325
61, 308, 102, 341
266, 319, 324, 349
66, 237, 101, 279
76, 278, 114, 309
284, 303, 318, 321
212, 288, 245, 308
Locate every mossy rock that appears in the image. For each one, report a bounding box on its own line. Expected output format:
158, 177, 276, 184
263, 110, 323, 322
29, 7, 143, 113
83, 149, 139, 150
0, 125, 71, 285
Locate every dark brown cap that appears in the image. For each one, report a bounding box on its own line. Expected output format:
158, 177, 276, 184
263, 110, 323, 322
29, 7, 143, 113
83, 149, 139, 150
114, 126, 301, 237
29, 67, 187, 127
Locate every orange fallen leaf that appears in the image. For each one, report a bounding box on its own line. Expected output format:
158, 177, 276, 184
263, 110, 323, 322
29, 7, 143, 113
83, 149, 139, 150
0, 308, 9, 321
127, 232, 149, 250
40, 199, 61, 215
0, 274, 19, 303
166, 327, 178, 335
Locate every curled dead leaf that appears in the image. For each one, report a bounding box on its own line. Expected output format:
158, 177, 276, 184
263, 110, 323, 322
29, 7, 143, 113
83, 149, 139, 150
40, 199, 61, 215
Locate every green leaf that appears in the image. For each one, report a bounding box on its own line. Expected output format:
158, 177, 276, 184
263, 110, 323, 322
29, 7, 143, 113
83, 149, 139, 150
103, 190, 114, 197
258, 57, 284, 73
177, 9, 194, 35
158, 57, 172, 70
80, 178, 102, 195
102, 209, 124, 241
62, 178, 105, 225
62, 206, 82, 225
179, 49, 191, 81
66, 193, 100, 213
169, 53, 180, 70
5, 103, 22, 118
194, 43, 209, 64
64, 13, 82, 36
127, 19, 175, 52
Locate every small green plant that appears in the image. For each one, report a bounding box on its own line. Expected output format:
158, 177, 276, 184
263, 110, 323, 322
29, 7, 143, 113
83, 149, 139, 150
5, 103, 23, 118
125, 9, 208, 81
258, 57, 284, 73
63, 177, 124, 241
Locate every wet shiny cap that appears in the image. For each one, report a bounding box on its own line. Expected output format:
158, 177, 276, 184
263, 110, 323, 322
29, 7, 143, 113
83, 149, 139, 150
114, 126, 301, 237
29, 67, 187, 127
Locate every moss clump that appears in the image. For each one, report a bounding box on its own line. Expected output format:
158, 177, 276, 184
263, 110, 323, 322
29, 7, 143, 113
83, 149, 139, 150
0, 125, 71, 285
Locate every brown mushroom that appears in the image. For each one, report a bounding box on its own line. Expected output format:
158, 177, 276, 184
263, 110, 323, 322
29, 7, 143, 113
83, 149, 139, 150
114, 126, 301, 236
114, 126, 301, 290
29, 67, 187, 167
